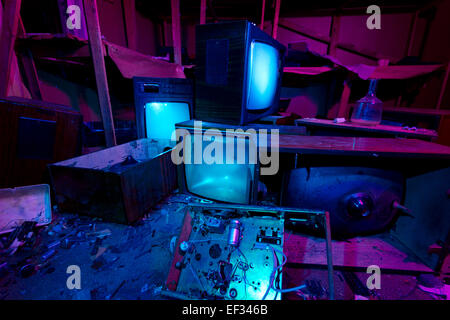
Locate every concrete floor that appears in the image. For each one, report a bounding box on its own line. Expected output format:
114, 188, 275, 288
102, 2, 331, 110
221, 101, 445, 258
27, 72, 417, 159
0, 192, 443, 300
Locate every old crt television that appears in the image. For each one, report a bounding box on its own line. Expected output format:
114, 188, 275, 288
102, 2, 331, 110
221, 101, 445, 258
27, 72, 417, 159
175, 123, 259, 204
195, 20, 286, 125
133, 77, 193, 140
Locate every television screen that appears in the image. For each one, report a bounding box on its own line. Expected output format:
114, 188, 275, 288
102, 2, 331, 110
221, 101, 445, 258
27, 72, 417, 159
144, 102, 190, 140
183, 132, 257, 204
246, 41, 281, 111
185, 164, 253, 203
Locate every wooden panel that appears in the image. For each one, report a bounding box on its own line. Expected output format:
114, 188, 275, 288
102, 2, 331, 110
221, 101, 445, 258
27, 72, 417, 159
0, 98, 82, 188
121, 150, 177, 223
50, 166, 127, 223
284, 233, 433, 273
392, 167, 450, 270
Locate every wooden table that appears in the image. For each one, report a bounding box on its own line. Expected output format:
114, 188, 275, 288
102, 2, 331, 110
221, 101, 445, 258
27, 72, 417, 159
277, 135, 450, 159
295, 118, 438, 141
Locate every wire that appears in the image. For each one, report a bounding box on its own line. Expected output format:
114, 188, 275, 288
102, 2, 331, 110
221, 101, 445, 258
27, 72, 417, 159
262, 245, 309, 297
262, 246, 281, 300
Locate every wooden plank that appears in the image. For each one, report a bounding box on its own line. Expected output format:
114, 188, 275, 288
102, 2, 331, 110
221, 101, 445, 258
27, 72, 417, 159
0, 0, 22, 98
200, 0, 207, 25
278, 135, 450, 158
83, 0, 116, 147
272, 0, 281, 39
327, 15, 341, 56
122, 0, 137, 50
260, 0, 266, 30
284, 233, 433, 273
15, 18, 42, 100
406, 10, 419, 56
295, 118, 438, 139
171, 0, 182, 65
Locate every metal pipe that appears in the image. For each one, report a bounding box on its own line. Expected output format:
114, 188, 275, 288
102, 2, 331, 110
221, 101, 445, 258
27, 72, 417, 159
324, 211, 335, 300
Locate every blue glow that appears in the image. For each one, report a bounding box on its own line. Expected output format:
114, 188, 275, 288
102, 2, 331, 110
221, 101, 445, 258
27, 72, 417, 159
246, 41, 280, 110
186, 164, 252, 204
185, 135, 255, 204
144, 102, 190, 140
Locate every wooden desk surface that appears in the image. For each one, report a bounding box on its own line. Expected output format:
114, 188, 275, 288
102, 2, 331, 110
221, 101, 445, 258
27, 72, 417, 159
278, 135, 450, 159
295, 118, 438, 139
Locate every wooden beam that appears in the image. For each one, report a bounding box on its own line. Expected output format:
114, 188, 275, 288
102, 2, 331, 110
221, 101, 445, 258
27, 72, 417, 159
406, 10, 419, 56
200, 0, 207, 25
0, 0, 22, 98
272, 0, 281, 39
16, 18, 42, 100
327, 15, 341, 56
260, 0, 266, 30
83, 0, 117, 147
171, 0, 182, 65
122, 0, 137, 50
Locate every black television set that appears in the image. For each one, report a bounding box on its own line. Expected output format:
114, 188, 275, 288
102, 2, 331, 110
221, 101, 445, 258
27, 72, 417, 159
194, 20, 286, 125
133, 77, 193, 141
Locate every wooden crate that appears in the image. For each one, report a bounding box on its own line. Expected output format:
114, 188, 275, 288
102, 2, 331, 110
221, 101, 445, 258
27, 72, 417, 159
49, 139, 177, 224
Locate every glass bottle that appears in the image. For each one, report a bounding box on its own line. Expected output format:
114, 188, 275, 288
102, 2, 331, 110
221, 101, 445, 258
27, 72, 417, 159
351, 79, 383, 126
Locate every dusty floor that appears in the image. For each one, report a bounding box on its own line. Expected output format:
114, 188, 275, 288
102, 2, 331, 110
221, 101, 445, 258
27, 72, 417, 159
0, 192, 443, 300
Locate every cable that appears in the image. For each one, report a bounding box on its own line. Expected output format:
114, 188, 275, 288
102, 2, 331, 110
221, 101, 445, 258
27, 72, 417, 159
264, 245, 309, 296
262, 245, 281, 300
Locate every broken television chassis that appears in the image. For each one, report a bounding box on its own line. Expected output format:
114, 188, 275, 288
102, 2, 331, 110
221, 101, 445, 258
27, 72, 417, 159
162, 203, 334, 300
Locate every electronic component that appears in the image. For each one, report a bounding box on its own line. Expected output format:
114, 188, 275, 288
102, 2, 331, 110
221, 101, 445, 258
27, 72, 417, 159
163, 203, 285, 300
227, 220, 241, 247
